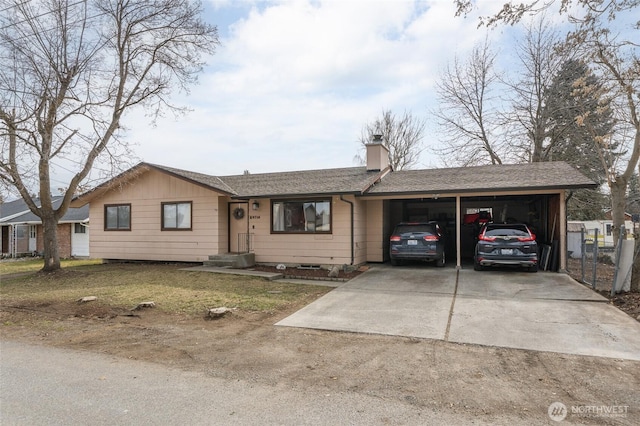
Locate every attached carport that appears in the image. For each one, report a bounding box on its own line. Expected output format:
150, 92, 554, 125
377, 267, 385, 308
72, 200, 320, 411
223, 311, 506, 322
362, 162, 597, 271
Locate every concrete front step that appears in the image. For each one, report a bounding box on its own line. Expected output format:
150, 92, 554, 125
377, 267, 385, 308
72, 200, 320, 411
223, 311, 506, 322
185, 265, 283, 280
205, 253, 255, 268
202, 260, 236, 268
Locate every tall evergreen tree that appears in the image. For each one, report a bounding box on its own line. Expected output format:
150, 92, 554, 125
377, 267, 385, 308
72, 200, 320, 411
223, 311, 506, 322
543, 59, 614, 220
627, 173, 640, 215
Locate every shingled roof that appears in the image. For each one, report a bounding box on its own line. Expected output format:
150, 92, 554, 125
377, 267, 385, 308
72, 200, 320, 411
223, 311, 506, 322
148, 164, 237, 195
1, 196, 89, 224
73, 160, 595, 205
221, 167, 387, 198
72, 163, 389, 205
366, 162, 596, 196
72, 163, 237, 206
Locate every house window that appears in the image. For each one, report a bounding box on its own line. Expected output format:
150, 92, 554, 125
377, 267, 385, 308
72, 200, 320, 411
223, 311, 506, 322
272, 199, 331, 233
74, 223, 86, 234
606, 223, 612, 236
162, 201, 192, 230
105, 204, 131, 231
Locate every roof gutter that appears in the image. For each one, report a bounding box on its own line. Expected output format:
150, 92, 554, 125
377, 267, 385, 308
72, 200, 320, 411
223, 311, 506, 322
231, 190, 361, 201
339, 195, 354, 266
365, 184, 598, 198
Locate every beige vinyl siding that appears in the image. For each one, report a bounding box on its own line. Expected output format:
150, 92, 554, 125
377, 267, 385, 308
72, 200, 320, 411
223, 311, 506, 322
353, 197, 367, 265
218, 197, 230, 253
89, 169, 224, 262
365, 199, 385, 262
249, 196, 358, 266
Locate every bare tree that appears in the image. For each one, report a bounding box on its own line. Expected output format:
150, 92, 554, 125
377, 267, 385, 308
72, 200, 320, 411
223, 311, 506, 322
433, 38, 505, 166
0, 0, 219, 271
506, 19, 571, 163
356, 109, 426, 170
455, 0, 636, 27
587, 31, 640, 242
454, 0, 639, 289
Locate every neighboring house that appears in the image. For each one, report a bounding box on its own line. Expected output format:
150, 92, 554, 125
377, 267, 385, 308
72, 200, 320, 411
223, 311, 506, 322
71, 143, 596, 272
570, 211, 635, 248
1, 197, 90, 258
567, 222, 586, 258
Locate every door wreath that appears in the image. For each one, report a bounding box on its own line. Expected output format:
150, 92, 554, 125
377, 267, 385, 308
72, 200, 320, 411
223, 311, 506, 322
233, 207, 245, 220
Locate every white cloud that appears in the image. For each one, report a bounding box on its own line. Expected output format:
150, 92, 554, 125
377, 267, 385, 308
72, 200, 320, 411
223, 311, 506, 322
129, 0, 510, 176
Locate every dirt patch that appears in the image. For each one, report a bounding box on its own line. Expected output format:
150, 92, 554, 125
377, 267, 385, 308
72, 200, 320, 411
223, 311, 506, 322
2, 289, 639, 424
610, 292, 640, 321
2, 261, 639, 423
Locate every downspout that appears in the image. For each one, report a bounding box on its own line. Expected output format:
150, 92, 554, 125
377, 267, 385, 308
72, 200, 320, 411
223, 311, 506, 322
339, 195, 354, 265
456, 195, 461, 270
11, 224, 16, 258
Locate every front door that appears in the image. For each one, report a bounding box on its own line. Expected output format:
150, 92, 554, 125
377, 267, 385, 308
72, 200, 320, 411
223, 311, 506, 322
71, 223, 90, 257
229, 202, 249, 253
28, 225, 37, 253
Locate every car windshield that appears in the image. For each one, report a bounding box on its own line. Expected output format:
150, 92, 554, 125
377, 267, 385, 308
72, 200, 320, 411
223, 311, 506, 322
394, 224, 437, 235
484, 225, 529, 237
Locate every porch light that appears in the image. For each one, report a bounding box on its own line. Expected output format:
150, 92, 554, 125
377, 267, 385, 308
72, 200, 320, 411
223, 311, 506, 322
252, 201, 260, 210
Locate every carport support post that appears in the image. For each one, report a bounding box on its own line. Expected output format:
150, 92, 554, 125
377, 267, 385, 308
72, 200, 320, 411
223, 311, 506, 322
559, 191, 567, 272
456, 195, 462, 269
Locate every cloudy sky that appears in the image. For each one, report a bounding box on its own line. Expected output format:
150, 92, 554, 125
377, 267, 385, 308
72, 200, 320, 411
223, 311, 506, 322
124, 0, 519, 177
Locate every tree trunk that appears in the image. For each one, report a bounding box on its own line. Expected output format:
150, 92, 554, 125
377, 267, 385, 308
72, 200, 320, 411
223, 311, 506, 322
41, 214, 61, 272
609, 178, 628, 245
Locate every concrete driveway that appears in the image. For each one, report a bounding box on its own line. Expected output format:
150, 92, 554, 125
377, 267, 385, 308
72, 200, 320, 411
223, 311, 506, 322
276, 264, 640, 360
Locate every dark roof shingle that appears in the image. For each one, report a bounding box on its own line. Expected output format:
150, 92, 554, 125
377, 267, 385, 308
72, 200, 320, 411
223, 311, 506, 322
1, 196, 89, 223
220, 167, 385, 198
367, 162, 596, 195
147, 164, 237, 195
73, 160, 596, 205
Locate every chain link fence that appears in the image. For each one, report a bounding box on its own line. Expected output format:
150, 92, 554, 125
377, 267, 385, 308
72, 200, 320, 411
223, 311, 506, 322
568, 225, 638, 294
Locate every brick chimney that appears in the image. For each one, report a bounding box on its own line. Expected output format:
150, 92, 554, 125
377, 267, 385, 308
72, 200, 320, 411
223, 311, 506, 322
365, 134, 390, 171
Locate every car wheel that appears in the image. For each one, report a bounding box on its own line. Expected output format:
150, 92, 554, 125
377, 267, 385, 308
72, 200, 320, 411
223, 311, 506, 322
390, 258, 399, 266
527, 264, 538, 273
473, 259, 484, 271
436, 253, 445, 267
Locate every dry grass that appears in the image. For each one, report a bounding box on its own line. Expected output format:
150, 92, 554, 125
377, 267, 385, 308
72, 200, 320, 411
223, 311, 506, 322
0, 262, 331, 315
0, 258, 102, 275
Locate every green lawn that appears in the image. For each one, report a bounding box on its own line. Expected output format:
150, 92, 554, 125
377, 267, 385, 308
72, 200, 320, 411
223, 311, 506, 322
0, 261, 330, 315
